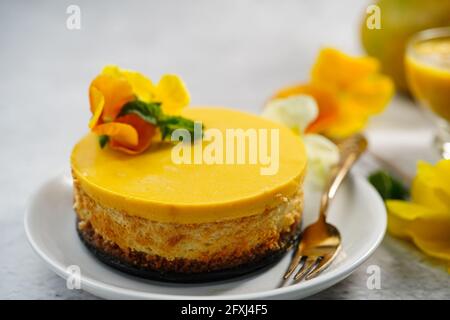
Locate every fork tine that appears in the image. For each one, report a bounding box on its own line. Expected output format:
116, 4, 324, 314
305, 247, 341, 280
305, 260, 328, 280
303, 256, 326, 280
284, 253, 306, 279
294, 257, 320, 281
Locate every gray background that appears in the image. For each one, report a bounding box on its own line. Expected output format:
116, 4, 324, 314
0, 0, 449, 299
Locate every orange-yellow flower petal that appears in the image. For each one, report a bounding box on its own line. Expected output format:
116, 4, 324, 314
109, 114, 156, 155
322, 108, 368, 138
102, 65, 156, 102
323, 94, 375, 138
323, 81, 393, 138
101, 65, 122, 77
309, 49, 394, 137
123, 71, 155, 102
89, 73, 134, 122
412, 160, 450, 210
342, 75, 394, 119
311, 47, 380, 91
387, 201, 450, 261
385, 159, 450, 265
88, 86, 105, 129
92, 122, 139, 147
273, 48, 394, 138
156, 74, 190, 114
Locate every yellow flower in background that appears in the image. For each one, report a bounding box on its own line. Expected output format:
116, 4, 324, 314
273, 48, 394, 138
386, 160, 450, 267
87, 65, 191, 154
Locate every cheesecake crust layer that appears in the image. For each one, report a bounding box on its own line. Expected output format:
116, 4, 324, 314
73, 179, 303, 277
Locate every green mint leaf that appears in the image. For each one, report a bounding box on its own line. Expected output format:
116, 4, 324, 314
368, 170, 409, 200
116, 100, 200, 144
159, 115, 199, 141
98, 135, 109, 148
118, 100, 161, 125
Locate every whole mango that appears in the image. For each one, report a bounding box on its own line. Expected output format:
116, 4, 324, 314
361, 0, 450, 93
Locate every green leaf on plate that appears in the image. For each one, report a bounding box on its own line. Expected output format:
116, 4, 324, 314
368, 170, 409, 200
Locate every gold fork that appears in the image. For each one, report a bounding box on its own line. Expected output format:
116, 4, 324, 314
284, 134, 368, 282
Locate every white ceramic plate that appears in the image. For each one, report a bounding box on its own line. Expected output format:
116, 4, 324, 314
25, 172, 386, 300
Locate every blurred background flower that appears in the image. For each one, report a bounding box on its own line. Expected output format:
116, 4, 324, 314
386, 160, 450, 270
272, 48, 394, 138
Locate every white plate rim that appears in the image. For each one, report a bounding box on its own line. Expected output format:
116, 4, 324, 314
24, 173, 386, 300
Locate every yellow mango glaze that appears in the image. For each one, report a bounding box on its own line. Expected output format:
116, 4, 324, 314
406, 37, 450, 122
71, 107, 307, 223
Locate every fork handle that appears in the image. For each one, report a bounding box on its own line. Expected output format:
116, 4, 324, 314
319, 134, 368, 218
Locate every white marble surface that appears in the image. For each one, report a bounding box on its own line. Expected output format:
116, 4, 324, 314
0, 0, 448, 299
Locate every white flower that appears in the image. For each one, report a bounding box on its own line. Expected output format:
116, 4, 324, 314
303, 134, 339, 188
262, 95, 339, 188
262, 95, 318, 134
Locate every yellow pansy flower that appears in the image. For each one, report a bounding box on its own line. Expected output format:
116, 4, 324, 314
88, 65, 190, 154
90, 65, 190, 127
386, 160, 450, 267
155, 74, 190, 115
89, 71, 135, 127
102, 65, 155, 103
273, 48, 394, 138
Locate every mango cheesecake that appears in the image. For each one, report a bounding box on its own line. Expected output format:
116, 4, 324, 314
71, 67, 307, 281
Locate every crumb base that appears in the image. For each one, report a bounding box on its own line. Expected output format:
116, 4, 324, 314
76, 219, 300, 283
